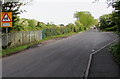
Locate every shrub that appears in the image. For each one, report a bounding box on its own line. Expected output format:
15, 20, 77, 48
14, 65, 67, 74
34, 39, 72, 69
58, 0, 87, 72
105, 25, 117, 31
42, 26, 82, 39
110, 42, 120, 64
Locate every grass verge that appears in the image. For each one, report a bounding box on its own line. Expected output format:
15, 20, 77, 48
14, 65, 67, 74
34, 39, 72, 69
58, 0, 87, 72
109, 42, 120, 65
1, 32, 78, 57
42, 32, 76, 41
1, 42, 40, 57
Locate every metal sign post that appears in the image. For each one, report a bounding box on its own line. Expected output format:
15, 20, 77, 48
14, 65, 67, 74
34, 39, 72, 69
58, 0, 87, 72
1, 12, 12, 27
6, 27, 8, 33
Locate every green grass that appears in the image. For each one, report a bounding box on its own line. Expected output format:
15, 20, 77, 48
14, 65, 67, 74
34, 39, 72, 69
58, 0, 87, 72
109, 42, 120, 64
1, 32, 81, 57
42, 32, 76, 41
1, 42, 39, 57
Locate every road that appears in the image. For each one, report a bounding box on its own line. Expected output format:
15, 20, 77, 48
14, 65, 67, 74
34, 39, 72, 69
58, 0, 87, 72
2, 29, 117, 77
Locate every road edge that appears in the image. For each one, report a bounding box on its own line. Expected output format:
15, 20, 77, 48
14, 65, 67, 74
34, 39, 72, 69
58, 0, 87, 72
84, 38, 118, 79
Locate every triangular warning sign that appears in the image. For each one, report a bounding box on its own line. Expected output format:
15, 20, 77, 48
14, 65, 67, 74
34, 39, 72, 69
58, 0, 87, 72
2, 13, 12, 22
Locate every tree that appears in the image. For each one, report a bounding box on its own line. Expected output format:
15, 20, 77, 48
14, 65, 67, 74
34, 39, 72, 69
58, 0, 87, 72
37, 22, 47, 29
94, 0, 120, 32
2, 2, 23, 32
112, 0, 120, 32
74, 11, 97, 29
1, 0, 33, 32
27, 19, 38, 27
59, 24, 64, 26
46, 22, 56, 27
75, 20, 84, 31
99, 13, 117, 31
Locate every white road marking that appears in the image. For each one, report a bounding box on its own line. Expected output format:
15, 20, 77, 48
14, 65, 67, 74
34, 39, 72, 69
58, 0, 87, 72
84, 38, 118, 79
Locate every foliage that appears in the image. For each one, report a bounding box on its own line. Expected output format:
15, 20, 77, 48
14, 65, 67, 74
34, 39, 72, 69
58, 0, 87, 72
110, 42, 120, 64
2, 1, 23, 33
27, 19, 38, 27
37, 22, 47, 29
98, 0, 120, 64
2, 1, 97, 33
111, 0, 120, 64
46, 22, 56, 27
2, 41, 40, 57
99, 0, 120, 32
105, 25, 118, 31
59, 24, 65, 26
75, 20, 84, 31
99, 13, 117, 31
1, 32, 75, 57
1, 0, 33, 33
112, 0, 120, 33
42, 24, 82, 39
74, 11, 98, 29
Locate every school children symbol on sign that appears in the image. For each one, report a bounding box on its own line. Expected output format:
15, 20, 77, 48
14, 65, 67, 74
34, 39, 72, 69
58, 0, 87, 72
2, 13, 12, 22
1, 12, 12, 27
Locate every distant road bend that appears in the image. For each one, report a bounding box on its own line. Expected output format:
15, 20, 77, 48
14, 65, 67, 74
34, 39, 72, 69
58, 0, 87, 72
2, 29, 117, 77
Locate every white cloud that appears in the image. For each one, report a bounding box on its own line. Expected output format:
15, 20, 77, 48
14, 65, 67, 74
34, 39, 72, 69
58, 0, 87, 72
20, 1, 113, 25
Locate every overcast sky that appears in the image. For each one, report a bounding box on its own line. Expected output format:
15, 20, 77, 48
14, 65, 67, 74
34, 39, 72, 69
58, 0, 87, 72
19, 0, 113, 25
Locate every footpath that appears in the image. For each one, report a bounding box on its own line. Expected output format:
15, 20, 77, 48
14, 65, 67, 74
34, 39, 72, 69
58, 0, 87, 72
88, 46, 120, 78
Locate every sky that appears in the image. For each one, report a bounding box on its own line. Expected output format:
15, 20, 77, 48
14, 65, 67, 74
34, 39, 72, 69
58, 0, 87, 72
19, 0, 114, 25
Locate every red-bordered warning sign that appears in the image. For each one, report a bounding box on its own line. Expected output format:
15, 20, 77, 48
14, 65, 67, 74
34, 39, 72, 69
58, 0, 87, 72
2, 13, 12, 22
0, 12, 12, 27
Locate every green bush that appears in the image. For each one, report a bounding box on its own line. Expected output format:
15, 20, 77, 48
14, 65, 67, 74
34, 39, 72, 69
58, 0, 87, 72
42, 26, 82, 39
105, 25, 117, 31
110, 42, 120, 64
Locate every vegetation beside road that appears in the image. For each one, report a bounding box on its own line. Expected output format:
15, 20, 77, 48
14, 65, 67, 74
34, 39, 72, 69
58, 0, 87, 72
2, 44, 32, 57
2, 2, 98, 33
1, 1, 97, 57
1, 32, 77, 57
98, 0, 120, 64
110, 42, 120, 64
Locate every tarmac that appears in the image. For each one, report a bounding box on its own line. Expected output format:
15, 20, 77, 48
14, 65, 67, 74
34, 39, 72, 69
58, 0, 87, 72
88, 46, 120, 78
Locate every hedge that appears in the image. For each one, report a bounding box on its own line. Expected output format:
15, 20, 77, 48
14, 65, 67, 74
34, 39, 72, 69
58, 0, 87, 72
42, 26, 82, 39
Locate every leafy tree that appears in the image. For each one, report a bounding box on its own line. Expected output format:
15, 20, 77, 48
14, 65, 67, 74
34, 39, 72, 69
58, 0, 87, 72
59, 24, 64, 26
94, 19, 99, 26
74, 11, 97, 29
66, 23, 75, 32
37, 22, 47, 29
112, 0, 120, 32
75, 20, 84, 31
98, 0, 120, 32
27, 19, 38, 27
99, 13, 117, 31
95, 0, 120, 32
2, 1, 23, 32
46, 22, 56, 27
97, 0, 120, 63
1, 0, 32, 32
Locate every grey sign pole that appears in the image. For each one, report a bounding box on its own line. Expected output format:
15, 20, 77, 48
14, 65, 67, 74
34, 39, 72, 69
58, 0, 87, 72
0, 1, 2, 79
6, 27, 8, 33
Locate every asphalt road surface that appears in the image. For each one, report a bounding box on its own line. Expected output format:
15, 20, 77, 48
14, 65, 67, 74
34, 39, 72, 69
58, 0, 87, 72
2, 29, 117, 77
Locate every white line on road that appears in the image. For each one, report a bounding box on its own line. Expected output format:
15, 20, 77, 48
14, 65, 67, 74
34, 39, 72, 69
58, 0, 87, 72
84, 38, 118, 79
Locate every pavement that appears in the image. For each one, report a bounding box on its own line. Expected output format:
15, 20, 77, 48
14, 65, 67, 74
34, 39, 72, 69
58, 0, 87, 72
88, 46, 120, 77
2, 29, 118, 77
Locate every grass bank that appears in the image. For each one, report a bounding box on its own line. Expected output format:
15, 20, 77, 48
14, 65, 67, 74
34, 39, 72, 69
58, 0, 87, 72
1, 42, 39, 57
1, 32, 77, 57
109, 42, 120, 65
